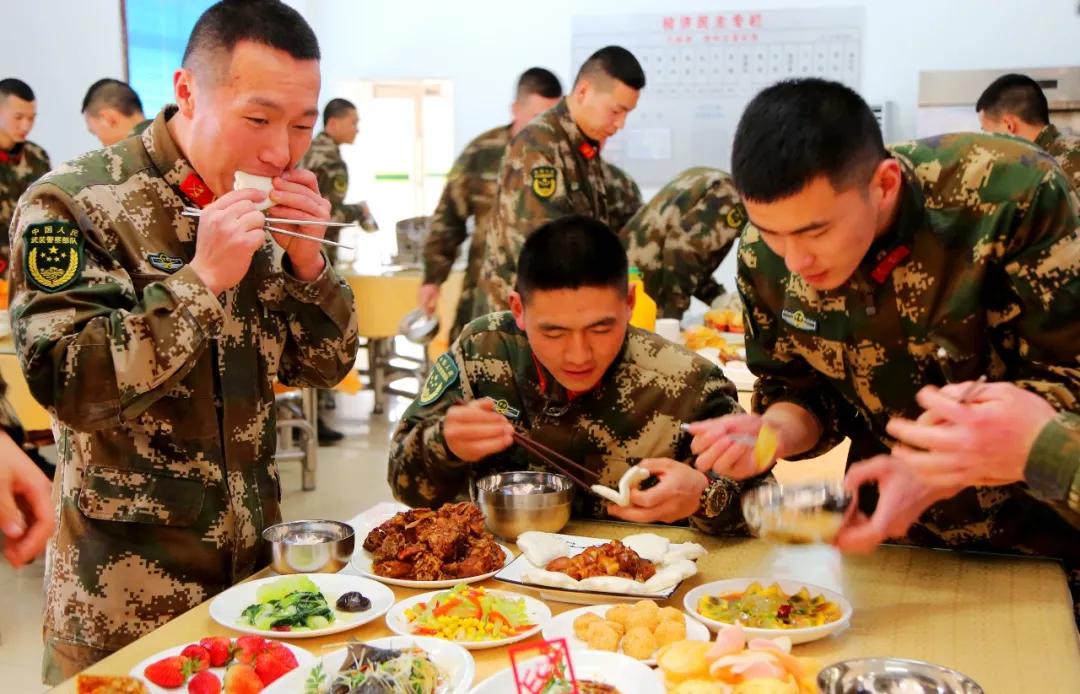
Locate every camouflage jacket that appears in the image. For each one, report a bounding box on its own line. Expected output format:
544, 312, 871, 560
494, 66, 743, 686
422, 124, 511, 338
1027, 412, 1080, 528
129, 119, 153, 138
300, 130, 377, 234
476, 99, 642, 314
624, 167, 745, 318
0, 373, 21, 435
1035, 124, 1080, 191
605, 160, 644, 235
0, 140, 50, 270
388, 311, 747, 535
9, 108, 359, 676
738, 132, 1080, 560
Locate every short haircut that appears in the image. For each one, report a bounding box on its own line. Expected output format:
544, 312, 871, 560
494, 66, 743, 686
732, 78, 887, 202
182, 0, 320, 81
81, 78, 144, 116
322, 98, 356, 126
0, 78, 35, 103
574, 46, 646, 91
516, 67, 563, 101
976, 73, 1050, 126
516, 215, 628, 301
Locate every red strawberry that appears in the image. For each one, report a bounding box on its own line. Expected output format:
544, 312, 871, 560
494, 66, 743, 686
233, 636, 266, 666
199, 636, 233, 668
262, 641, 297, 665
188, 670, 222, 694
144, 655, 190, 688
223, 663, 264, 694
253, 646, 298, 685
180, 644, 211, 672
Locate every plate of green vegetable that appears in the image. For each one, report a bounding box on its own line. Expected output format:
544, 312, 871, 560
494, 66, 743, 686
210, 573, 395, 638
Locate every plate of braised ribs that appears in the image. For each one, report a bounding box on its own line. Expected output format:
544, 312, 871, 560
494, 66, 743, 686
352, 502, 514, 588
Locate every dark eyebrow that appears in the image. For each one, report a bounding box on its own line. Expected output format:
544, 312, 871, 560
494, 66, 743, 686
754, 220, 829, 236
538, 316, 617, 331
245, 97, 318, 118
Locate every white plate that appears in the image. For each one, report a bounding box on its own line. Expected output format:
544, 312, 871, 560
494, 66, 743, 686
265, 635, 475, 694
541, 603, 711, 666
684, 577, 853, 645
468, 650, 664, 694
209, 573, 395, 639
351, 543, 515, 589
130, 639, 314, 693
386, 588, 551, 650
495, 533, 691, 604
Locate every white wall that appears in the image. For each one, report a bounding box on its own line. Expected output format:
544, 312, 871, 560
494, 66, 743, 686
3, 0, 125, 164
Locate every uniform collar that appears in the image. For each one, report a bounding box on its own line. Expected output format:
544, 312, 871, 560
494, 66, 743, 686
857, 155, 926, 285
1035, 124, 1061, 150
0, 141, 25, 164
552, 98, 602, 162
313, 130, 339, 152
527, 331, 631, 410
144, 105, 216, 208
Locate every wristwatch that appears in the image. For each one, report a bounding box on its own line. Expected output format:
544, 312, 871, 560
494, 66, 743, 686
699, 475, 739, 518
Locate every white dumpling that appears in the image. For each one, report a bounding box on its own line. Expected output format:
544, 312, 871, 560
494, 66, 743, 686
663, 542, 707, 564
516, 531, 569, 567
622, 533, 671, 563
591, 466, 651, 507
521, 568, 580, 589
234, 170, 274, 210
644, 559, 698, 592
578, 575, 645, 594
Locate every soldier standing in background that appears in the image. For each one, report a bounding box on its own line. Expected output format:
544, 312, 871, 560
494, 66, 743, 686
0, 78, 50, 276
81, 78, 151, 147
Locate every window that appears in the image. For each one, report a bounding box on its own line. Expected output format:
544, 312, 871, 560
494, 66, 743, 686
123, 0, 215, 116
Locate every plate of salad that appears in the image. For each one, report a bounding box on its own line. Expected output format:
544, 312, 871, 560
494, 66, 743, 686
210, 573, 395, 638
385, 584, 550, 650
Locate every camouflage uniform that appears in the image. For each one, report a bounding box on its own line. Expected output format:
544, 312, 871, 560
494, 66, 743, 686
129, 119, 152, 138
737, 132, 1080, 617
422, 124, 511, 341
605, 160, 643, 235
1027, 412, 1080, 527
300, 130, 377, 259
1034, 123, 1080, 191
8, 108, 359, 683
476, 98, 642, 314
388, 311, 748, 535
623, 168, 745, 318
0, 139, 50, 274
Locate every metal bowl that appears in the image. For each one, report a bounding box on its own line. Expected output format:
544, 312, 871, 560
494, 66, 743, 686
398, 308, 439, 344
262, 519, 355, 574
474, 471, 574, 541
818, 657, 984, 693
741, 480, 852, 545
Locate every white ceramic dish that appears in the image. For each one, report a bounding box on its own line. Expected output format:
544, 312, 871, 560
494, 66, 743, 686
265, 635, 476, 694
468, 650, 664, 694
684, 577, 853, 645
351, 543, 515, 589
209, 573, 395, 639
130, 640, 314, 693
385, 588, 550, 650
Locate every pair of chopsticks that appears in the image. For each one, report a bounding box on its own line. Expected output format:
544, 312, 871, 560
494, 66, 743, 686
511, 429, 600, 495
181, 207, 356, 251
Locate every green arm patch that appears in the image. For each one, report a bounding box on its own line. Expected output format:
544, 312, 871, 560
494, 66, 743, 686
419, 353, 460, 405
531, 165, 558, 199
23, 221, 85, 293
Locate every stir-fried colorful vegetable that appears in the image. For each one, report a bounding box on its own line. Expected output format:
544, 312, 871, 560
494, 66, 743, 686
697, 581, 842, 629
404, 584, 534, 641
240, 576, 336, 632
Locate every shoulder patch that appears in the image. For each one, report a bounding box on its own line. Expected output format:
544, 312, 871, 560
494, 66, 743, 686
332, 175, 348, 194
725, 204, 747, 230
419, 353, 460, 405
531, 165, 557, 199
147, 252, 185, 273
24, 222, 84, 293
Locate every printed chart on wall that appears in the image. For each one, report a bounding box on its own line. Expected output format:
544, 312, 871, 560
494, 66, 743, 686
572, 7, 865, 187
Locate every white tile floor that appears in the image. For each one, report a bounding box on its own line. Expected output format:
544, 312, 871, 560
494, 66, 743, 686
0, 387, 409, 691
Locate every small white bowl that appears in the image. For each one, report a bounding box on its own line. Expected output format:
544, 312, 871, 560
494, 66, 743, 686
684, 577, 852, 645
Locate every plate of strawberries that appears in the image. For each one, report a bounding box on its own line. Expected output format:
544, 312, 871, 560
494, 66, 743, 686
130, 635, 315, 693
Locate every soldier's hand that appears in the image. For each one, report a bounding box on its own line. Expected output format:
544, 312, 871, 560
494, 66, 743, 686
834, 455, 963, 554
189, 189, 268, 295
444, 398, 514, 462
418, 284, 440, 315
606, 458, 708, 524
885, 382, 1055, 488
0, 432, 54, 568
686, 414, 770, 479
266, 169, 331, 281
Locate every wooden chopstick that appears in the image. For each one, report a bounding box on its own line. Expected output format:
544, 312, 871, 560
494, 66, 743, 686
511, 430, 599, 480
182, 206, 356, 228
179, 210, 355, 251
511, 432, 598, 494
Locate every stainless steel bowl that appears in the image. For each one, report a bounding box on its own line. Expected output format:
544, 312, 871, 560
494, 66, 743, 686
818, 657, 984, 693
398, 308, 439, 344
263, 519, 355, 574
741, 480, 852, 544
474, 471, 574, 541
